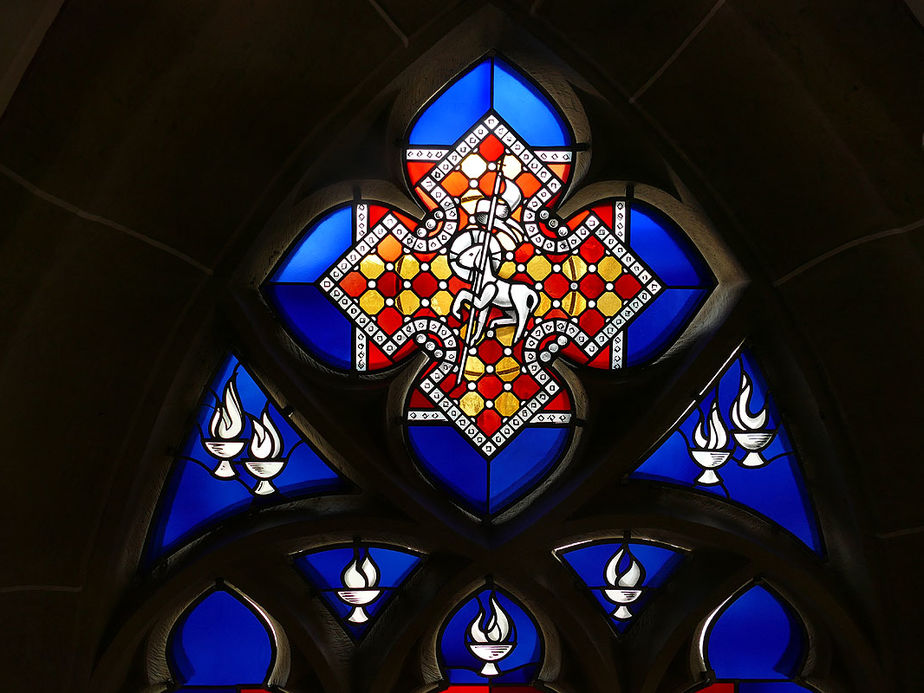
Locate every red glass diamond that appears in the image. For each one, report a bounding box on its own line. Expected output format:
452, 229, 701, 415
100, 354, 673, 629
543, 274, 569, 299
614, 274, 641, 299
341, 271, 367, 297
477, 409, 502, 436
579, 272, 605, 298
479, 134, 504, 161
412, 273, 438, 297
579, 236, 605, 264
478, 374, 504, 400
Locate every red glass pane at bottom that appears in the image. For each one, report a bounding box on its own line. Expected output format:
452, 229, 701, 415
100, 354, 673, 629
443, 687, 545, 692
697, 684, 736, 692
177, 688, 271, 693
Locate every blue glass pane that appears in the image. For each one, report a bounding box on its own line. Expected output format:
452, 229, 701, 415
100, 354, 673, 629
408, 423, 569, 516
264, 283, 352, 369
170, 590, 272, 686
625, 288, 708, 366
492, 59, 568, 146
631, 351, 822, 553
738, 683, 813, 692
272, 207, 353, 283
621, 203, 712, 366
409, 60, 492, 145
154, 462, 253, 556
488, 426, 570, 511
408, 58, 569, 147
148, 356, 343, 560
265, 205, 357, 369
440, 589, 542, 684
409, 425, 488, 513
558, 541, 684, 633
630, 207, 709, 286
294, 544, 422, 638
708, 585, 806, 680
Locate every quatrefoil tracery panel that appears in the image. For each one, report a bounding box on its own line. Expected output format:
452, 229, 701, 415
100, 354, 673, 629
265, 56, 714, 516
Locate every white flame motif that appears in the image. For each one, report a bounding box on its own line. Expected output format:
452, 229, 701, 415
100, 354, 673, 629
342, 555, 380, 590
209, 378, 244, 440
730, 372, 768, 431
336, 553, 382, 624
469, 594, 512, 644
250, 410, 283, 460
692, 400, 728, 451
603, 546, 646, 620
605, 547, 645, 589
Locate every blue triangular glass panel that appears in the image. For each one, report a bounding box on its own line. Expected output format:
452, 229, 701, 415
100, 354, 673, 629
556, 540, 684, 633
631, 350, 823, 553
294, 544, 423, 638
147, 355, 345, 561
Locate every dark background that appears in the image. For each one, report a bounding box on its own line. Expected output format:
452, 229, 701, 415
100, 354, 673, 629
0, 1, 921, 691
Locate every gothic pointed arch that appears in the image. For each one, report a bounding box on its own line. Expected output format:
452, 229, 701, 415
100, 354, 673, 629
88, 11, 880, 693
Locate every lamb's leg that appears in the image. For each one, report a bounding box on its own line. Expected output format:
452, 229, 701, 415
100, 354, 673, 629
512, 288, 540, 343
490, 313, 517, 328
474, 308, 492, 343
451, 289, 473, 320
471, 285, 498, 342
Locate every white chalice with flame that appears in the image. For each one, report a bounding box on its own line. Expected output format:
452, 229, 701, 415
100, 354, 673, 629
336, 554, 382, 624
730, 372, 776, 467
603, 546, 646, 620
467, 593, 515, 677
244, 408, 285, 495
689, 400, 731, 485
203, 378, 246, 478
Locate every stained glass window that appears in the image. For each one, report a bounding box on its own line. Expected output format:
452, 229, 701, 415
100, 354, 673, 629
123, 46, 856, 693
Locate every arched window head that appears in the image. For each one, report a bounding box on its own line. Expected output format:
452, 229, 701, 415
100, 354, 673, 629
113, 26, 872, 693
168, 586, 277, 692
694, 582, 817, 691
437, 583, 544, 688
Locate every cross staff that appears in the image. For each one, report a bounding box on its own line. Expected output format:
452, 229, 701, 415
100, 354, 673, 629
454, 167, 506, 387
